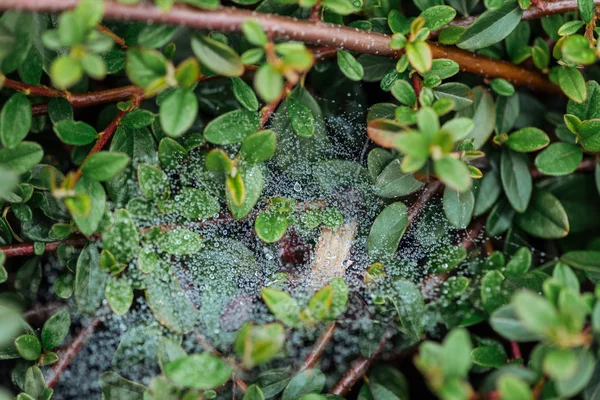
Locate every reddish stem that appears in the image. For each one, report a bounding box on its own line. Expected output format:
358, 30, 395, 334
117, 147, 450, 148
407, 181, 442, 225
299, 322, 337, 372
260, 81, 295, 128
0, 237, 87, 258
47, 316, 102, 388
412, 74, 422, 99
0, 0, 560, 94
510, 341, 522, 360
96, 24, 127, 49
329, 332, 389, 396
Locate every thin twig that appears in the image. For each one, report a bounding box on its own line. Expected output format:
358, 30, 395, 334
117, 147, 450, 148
47, 316, 102, 388
329, 331, 390, 396
23, 302, 66, 323
96, 24, 127, 49
510, 340, 522, 360
0, 0, 560, 94
407, 181, 442, 225
0, 237, 88, 258
298, 322, 337, 372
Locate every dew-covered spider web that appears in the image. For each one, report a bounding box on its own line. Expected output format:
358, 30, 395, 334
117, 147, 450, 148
28, 73, 555, 399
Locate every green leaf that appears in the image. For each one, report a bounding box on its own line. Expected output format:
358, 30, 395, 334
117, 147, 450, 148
505, 127, 550, 152
191, 34, 243, 77
254, 63, 283, 103
390, 80, 416, 106
241, 19, 267, 46
558, 66, 587, 103
500, 149, 532, 212
165, 353, 232, 389
159, 138, 187, 169
137, 163, 168, 200
374, 158, 424, 198
337, 51, 364, 81
53, 119, 99, 147
441, 117, 474, 141
50, 55, 83, 89
481, 270, 506, 314
244, 385, 266, 400
434, 156, 471, 192
120, 109, 155, 129
471, 346, 507, 368
204, 109, 260, 145
226, 173, 245, 207
159, 88, 198, 138
579, 0, 595, 22
103, 209, 140, 263
490, 304, 539, 341
367, 202, 408, 257
405, 41, 432, 73
14, 334, 41, 361
389, 279, 425, 341
506, 247, 532, 276
255, 211, 288, 243
261, 287, 301, 327
71, 176, 106, 236
577, 119, 600, 152
474, 167, 501, 216
226, 163, 263, 219
235, 323, 285, 369
515, 191, 569, 239
157, 228, 203, 255
232, 77, 259, 111
442, 329, 472, 378
562, 35, 595, 65
281, 369, 326, 400
0, 141, 43, 174
105, 276, 133, 316
240, 130, 276, 163
490, 78, 515, 96
178, 187, 220, 219
0, 93, 31, 149
457, 0, 523, 51
145, 263, 197, 333
498, 375, 532, 400
99, 372, 145, 400
81, 151, 130, 182
513, 290, 560, 337
125, 48, 168, 88
560, 250, 600, 272
534, 142, 583, 176
443, 187, 474, 228
420, 6, 456, 31
41, 310, 70, 351
75, 243, 107, 314
554, 348, 595, 397
287, 97, 315, 138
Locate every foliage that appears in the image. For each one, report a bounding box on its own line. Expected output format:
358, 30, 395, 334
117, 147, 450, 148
0, 0, 600, 399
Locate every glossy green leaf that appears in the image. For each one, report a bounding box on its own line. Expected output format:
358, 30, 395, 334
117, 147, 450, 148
0, 93, 31, 149
53, 120, 97, 145
367, 202, 408, 256
165, 353, 233, 389
81, 151, 130, 182
500, 149, 531, 212
192, 34, 243, 77
534, 142, 583, 176
515, 191, 569, 239
457, 0, 523, 51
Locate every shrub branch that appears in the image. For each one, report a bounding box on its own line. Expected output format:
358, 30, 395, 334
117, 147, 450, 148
0, 0, 560, 94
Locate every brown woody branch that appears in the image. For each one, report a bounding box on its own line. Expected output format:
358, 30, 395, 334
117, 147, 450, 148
0, 236, 88, 258
0, 0, 559, 95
